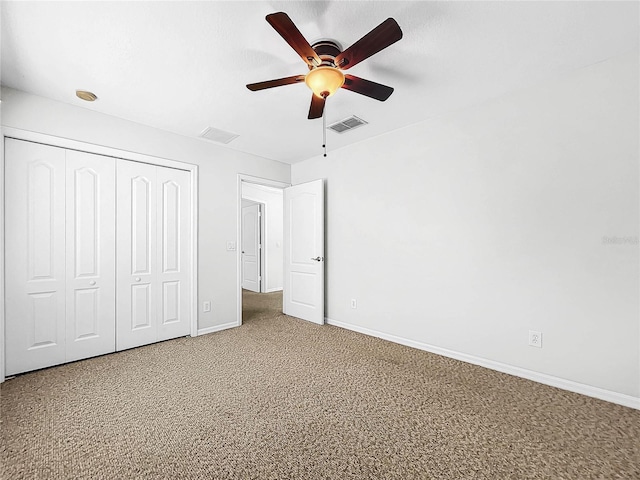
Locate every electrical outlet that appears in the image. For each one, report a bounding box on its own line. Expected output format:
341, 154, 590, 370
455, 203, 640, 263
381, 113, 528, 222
528, 330, 542, 348
351, 299, 357, 309
203, 301, 211, 313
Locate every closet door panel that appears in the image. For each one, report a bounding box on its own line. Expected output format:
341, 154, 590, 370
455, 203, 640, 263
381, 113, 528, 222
65, 150, 116, 362
5, 139, 67, 375
156, 167, 192, 341
116, 161, 158, 350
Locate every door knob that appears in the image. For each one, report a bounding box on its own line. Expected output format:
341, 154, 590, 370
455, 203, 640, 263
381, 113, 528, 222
135, 277, 141, 282
89, 280, 96, 286
311, 256, 323, 262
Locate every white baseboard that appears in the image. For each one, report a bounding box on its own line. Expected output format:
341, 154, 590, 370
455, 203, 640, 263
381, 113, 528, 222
325, 317, 640, 410
197, 322, 237, 336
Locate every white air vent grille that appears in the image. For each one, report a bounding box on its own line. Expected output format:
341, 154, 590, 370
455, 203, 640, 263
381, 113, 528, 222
328, 115, 368, 134
199, 126, 239, 144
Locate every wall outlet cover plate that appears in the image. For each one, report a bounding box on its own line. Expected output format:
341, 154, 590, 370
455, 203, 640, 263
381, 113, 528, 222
529, 330, 542, 348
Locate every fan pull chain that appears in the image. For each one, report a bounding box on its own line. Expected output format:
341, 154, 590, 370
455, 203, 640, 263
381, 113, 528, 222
322, 96, 327, 157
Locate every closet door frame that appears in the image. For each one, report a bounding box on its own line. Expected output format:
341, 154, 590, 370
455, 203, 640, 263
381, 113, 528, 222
1, 127, 199, 383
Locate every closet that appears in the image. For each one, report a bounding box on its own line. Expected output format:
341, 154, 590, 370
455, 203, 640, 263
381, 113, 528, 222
4, 138, 193, 376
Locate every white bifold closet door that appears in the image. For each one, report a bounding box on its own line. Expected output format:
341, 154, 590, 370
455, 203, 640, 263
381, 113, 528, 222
5, 138, 193, 375
116, 160, 191, 351
65, 150, 116, 362
5, 139, 116, 375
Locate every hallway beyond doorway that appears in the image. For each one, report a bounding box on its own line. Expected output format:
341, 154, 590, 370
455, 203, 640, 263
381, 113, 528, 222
242, 289, 283, 324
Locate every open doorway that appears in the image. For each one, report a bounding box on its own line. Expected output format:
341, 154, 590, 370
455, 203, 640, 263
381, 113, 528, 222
237, 176, 287, 325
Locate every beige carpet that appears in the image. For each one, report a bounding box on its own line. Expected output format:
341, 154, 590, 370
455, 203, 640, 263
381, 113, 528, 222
1, 290, 638, 479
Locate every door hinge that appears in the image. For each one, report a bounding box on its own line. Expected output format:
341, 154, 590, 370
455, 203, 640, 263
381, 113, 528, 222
258, 211, 262, 217
259, 244, 262, 249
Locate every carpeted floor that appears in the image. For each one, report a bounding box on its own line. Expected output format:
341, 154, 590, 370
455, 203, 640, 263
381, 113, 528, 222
1, 290, 639, 479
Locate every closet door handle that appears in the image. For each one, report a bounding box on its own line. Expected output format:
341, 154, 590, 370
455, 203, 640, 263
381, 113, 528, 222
89, 280, 96, 286
135, 277, 141, 282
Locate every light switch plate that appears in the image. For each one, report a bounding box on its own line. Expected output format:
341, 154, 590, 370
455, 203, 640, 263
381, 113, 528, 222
226, 241, 236, 251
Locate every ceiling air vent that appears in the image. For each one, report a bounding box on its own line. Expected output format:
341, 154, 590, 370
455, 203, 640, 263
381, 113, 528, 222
328, 115, 368, 134
199, 126, 239, 144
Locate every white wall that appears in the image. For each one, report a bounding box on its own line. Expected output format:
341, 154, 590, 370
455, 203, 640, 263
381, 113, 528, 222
292, 53, 639, 403
0, 100, 4, 381
242, 183, 284, 292
1, 87, 290, 333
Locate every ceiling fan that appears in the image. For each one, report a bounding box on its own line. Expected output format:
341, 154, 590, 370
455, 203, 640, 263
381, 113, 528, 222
247, 12, 403, 120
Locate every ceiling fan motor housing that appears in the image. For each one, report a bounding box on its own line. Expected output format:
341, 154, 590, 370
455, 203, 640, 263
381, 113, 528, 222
310, 40, 343, 68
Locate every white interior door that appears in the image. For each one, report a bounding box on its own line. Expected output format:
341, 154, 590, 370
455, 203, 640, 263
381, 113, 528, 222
283, 179, 324, 324
242, 204, 261, 292
116, 160, 158, 350
5, 139, 67, 374
65, 150, 116, 362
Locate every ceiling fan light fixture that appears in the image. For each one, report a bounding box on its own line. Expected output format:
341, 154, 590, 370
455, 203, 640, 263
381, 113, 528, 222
305, 66, 344, 98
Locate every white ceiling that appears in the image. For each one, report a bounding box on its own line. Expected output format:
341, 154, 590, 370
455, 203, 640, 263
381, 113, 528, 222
2, 1, 638, 164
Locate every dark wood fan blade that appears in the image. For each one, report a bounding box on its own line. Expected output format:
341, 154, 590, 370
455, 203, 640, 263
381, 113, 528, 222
341, 75, 394, 101
335, 18, 403, 70
246, 75, 305, 91
308, 94, 325, 119
266, 12, 321, 67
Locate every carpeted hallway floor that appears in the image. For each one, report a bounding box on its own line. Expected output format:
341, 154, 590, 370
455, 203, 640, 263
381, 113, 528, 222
1, 290, 638, 479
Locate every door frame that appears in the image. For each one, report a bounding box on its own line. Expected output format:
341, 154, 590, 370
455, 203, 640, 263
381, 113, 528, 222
236, 174, 290, 326
1, 127, 200, 383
